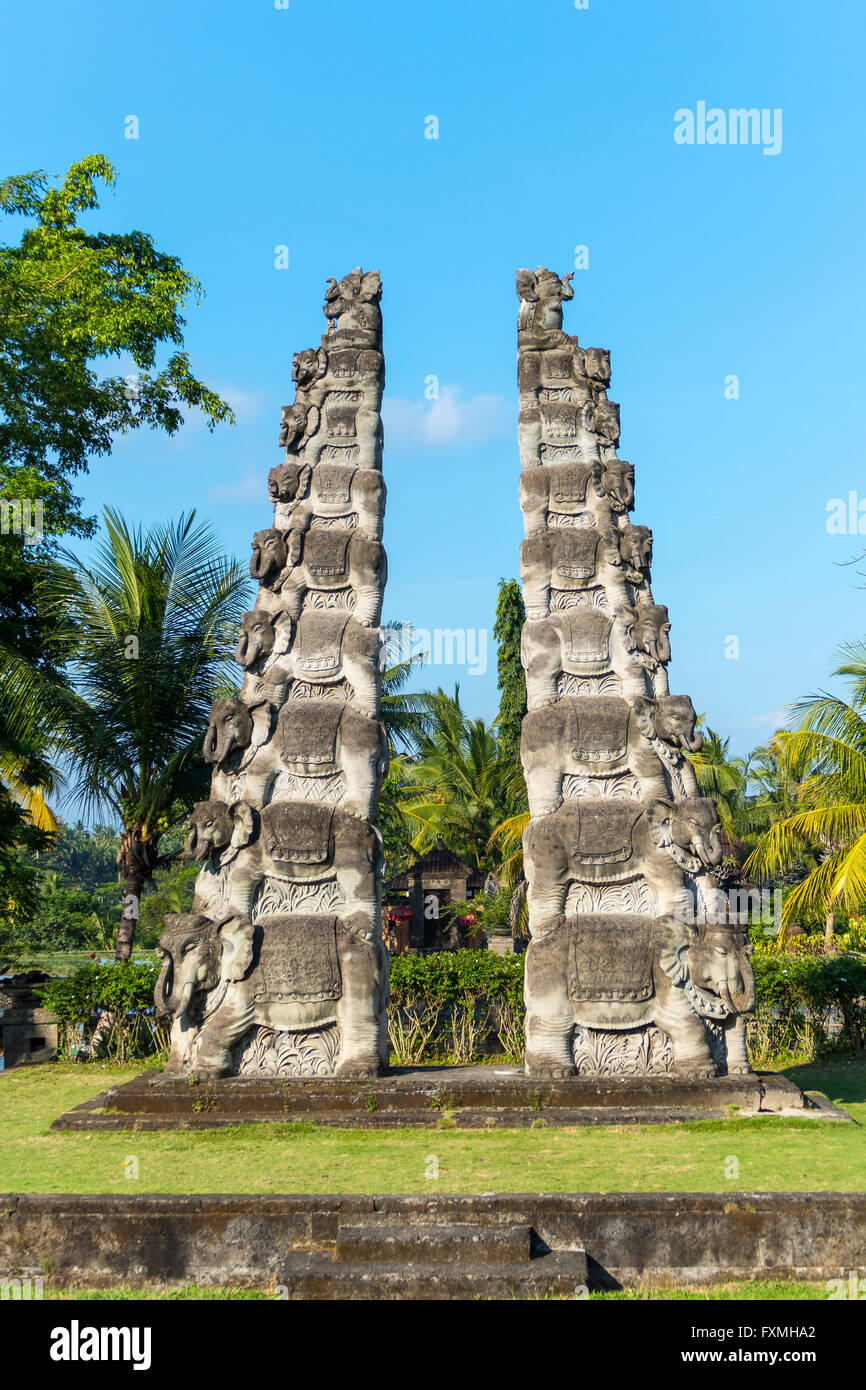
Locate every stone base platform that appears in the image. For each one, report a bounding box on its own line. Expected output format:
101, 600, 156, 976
50, 1065, 846, 1131
3, 1192, 865, 1293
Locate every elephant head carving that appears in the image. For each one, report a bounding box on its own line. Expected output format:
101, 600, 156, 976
203, 698, 254, 764
685, 922, 755, 1017
582, 347, 610, 385
268, 459, 312, 505
155, 912, 255, 1021
626, 603, 671, 669
588, 396, 620, 446
250, 527, 288, 582
646, 797, 723, 872
291, 347, 326, 391
617, 524, 653, 583
235, 612, 278, 670
516, 266, 574, 339
278, 403, 320, 453
595, 459, 634, 514
635, 694, 703, 754
184, 799, 256, 864
323, 269, 382, 336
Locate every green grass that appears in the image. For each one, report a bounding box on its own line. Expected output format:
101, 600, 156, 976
591, 1281, 830, 1301
9, 950, 156, 976
35, 1279, 831, 1301
0, 1057, 864, 1195
43, 1284, 270, 1300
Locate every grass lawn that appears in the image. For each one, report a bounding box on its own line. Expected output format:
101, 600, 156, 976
0, 1057, 864, 1195
36, 1279, 831, 1300
10, 950, 156, 976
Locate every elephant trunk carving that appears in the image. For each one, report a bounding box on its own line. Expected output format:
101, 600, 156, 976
718, 969, 755, 1016
516, 269, 746, 1080
158, 268, 389, 1078
155, 956, 195, 1020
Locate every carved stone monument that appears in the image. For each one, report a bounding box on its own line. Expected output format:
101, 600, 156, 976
516, 267, 755, 1080
156, 269, 389, 1078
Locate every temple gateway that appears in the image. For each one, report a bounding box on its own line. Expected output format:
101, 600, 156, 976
153, 267, 755, 1084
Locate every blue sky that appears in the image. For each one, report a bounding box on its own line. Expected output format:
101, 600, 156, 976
2, 0, 865, 752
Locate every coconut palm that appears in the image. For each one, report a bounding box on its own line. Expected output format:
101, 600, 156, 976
744, 644, 866, 926
747, 734, 803, 838
686, 724, 751, 843
396, 686, 523, 872
379, 619, 430, 754
0, 507, 251, 957
0, 693, 59, 832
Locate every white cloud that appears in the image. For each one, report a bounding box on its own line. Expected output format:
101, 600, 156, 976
382, 385, 512, 449
742, 708, 792, 733
218, 384, 267, 422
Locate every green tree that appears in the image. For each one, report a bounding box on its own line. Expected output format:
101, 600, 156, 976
376, 621, 432, 879
380, 620, 430, 755
745, 645, 866, 926
397, 687, 521, 872
0, 155, 233, 861
2, 508, 250, 959
493, 579, 527, 765
687, 725, 751, 843
41, 820, 120, 892
748, 735, 804, 840
0, 154, 233, 540
0, 789, 50, 967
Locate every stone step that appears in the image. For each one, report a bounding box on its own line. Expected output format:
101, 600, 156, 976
51, 1067, 826, 1132
50, 1103, 793, 1131
335, 1219, 532, 1265
276, 1250, 587, 1300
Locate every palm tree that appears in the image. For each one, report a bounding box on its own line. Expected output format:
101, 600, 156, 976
379, 619, 430, 754
748, 735, 803, 838
397, 687, 523, 872
687, 724, 751, 843
745, 644, 866, 927
0, 693, 59, 833
1, 508, 250, 958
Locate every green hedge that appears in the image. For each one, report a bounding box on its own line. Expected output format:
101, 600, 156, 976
388, 950, 526, 1063
749, 949, 866, 1060
389, 950, 524, 1007
388, 946, 866, 1066
34, 943, 866, 1068
40, 962, 168, 1062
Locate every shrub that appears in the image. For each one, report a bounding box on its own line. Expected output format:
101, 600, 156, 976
748, 950, 866, 1061
388, 950, 524, 1063
388, 944, 866, 1068
40, 961, 168, 1063
38, 938, 866, 1071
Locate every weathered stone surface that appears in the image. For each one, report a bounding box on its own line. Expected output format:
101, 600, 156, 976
49, 1065, 832, 1131
2, 1191, 862, 1292
156, 271, 389, 1079
0, 973, 57, 1068
516, 269, 754, 1079
335, 1218, 532, 1265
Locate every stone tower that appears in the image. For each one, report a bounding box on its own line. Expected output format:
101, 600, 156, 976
516, 268, 755, 1080
155, 269, 390, 1079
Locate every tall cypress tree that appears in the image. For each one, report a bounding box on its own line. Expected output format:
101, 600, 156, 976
493, 578, 527, 764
